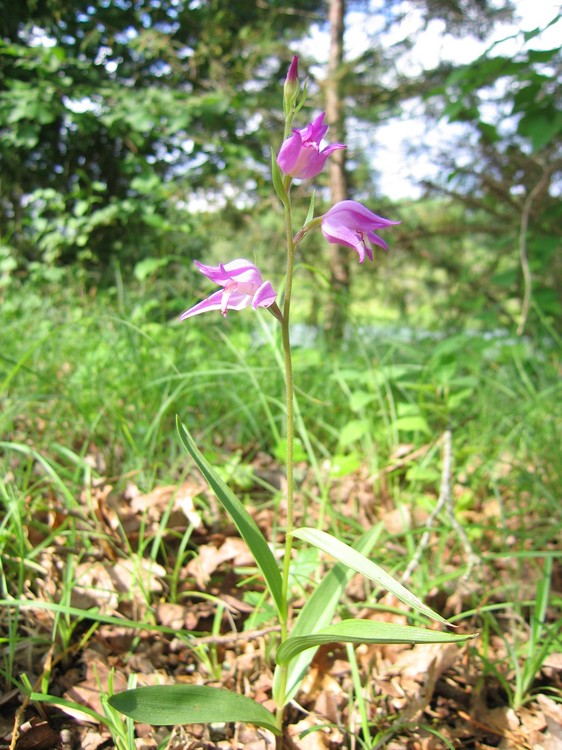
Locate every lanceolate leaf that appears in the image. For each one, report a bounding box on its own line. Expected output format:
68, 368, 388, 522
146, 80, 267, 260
177, 419, 284, 620
276, 619, 477, 665
304, 190, 316, 226
109, 685, 279, 734
271, 148, 289, 206
273, 524, 383, 706
292, 527, 449, 624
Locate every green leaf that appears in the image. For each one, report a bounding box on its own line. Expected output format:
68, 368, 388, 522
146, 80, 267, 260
517, 109, 562, 151
349, 390, 376, 412
291, 528, 449, 625
329, 453, 362, 478
392, 416, 431, 435
134, 257, 170, 282
271, 148, 289, 206
276, 619, 477, 665
339, 418, 370, 447
304, 190, 316, 226
526, 47, 560, 64
177, 419, 284, 620
109, 685, 279, 734
273, 524, 382, 706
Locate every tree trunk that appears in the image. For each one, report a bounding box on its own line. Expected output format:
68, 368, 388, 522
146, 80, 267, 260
324, 0, 349, 341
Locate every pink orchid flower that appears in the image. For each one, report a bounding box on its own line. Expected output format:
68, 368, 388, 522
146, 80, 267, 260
321, 200, 400, 263
179, 259, 277, 320
277, 112, 346, 180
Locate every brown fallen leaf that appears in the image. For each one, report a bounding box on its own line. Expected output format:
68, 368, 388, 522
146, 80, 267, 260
62, 648, 128, 721
129, 481, 204, 528
71, 561, 119, 612
536, 694, 562, 748
287, 718, 331, 749
80, 730, 111, 750
156, 602, 188, 629
14, 719, 58, 750
185, 537, 253, 589
109, 556, 166, 596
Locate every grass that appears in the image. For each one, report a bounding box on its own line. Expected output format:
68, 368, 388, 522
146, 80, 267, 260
1, 271, 561, 746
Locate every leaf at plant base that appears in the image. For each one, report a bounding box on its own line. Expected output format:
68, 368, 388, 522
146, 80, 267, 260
273, 524, 382, 707
109, 685, 279, 734
276, 619, 477, 665
292, 528, 448, 624
177, 419, 284, 620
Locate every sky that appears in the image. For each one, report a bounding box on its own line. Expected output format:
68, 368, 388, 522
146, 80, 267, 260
296, 0, 561, 200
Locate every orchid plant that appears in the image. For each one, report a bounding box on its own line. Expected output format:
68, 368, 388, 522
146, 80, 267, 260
110, 58, 475, 744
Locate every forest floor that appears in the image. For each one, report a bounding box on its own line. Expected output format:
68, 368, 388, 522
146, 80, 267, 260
2, 447, 561, 750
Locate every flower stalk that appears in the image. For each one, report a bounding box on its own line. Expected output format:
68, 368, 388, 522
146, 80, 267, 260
177, 55, 400, 740
274, 179, 297, 733
281, 192, 296, 615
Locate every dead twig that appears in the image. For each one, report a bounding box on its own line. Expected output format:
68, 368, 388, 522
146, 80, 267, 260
188, 625, 281, 647
400, 428, 479, 587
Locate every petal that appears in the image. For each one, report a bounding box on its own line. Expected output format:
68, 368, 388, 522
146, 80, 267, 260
220, 259, 264, 285
301, 112, 328, 144
292, 143, 346, 180
277, 131, 303, 174
251, 280, 277, 309
193, 260, 230, 284
195, 259, 261, 286
321, 221, 369, 263
219, 289, 254, 314
320, 142, 347, 157
366, 230, 389, 252
285, 56, 299, 85
325, 200, 399, 230
292, 149, 325, 180
179, 290, 226, 320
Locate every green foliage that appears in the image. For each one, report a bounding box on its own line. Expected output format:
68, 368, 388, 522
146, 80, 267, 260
273, 525, 383, 706
177, 419, 285, 620
419, 14, 562, 330
2, 273, 561, 736
0, 0, 321, 272
291, 528, 450, 624
442, 37, 562, 152
276, 619, 476, 665
109, 684, 279, 733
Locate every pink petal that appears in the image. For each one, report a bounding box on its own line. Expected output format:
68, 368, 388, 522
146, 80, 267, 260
277, 131, 303, 174
322, 222, 369, 263
179, 290, 226, 320
194, 259, 261, 286
252, 280, 277, 309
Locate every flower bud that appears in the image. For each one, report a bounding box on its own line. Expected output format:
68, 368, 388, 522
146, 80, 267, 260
283, 56, 299, 115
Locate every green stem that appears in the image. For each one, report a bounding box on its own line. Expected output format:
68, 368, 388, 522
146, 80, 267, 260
284, 113, 294, 140
281, 183, 296, 615
275, 179, 296, 735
